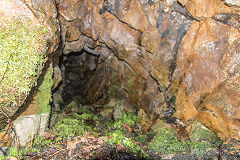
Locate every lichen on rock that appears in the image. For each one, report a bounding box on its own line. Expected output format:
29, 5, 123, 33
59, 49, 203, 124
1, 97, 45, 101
0, 16, 50, 116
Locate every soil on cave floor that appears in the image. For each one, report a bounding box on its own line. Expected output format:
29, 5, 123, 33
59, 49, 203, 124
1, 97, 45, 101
13, 104, 240, 160
20, 130, 240, 160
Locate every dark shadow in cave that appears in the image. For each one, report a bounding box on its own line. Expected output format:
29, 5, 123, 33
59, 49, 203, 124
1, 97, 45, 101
59, 48, 110, 106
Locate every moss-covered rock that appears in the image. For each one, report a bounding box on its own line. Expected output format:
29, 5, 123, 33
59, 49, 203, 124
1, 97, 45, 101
149, 128, 187, 155
37, 64, 54, 114
188, 121, 222, 155
0, 17, 50, 113
53, 107, 98, 138
0, 0, 59, 130
149, 122, 222, 157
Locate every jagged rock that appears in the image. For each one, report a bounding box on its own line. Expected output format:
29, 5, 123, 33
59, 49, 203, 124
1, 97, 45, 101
52, 93, 64, 112
55, 0, 240, 142
101, 107, 113, 117
137, 109, 153, 133
178, 0, 234, 19
188, 121, 220, 144
64, 100, 80, 113
172, 17, 240, 141
224, 0, 240, 7
53, 65, 62, 90
113, 105, 123, 120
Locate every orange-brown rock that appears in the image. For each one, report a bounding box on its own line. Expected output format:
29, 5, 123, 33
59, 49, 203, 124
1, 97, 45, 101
57, 0, 240, 142
173, 17, 240, 140
178, 0, 233, 19
22, 0, 60, 53
0, 0, 59, 128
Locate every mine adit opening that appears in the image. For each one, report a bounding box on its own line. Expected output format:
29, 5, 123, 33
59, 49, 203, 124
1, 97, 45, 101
58, 46, 111, 107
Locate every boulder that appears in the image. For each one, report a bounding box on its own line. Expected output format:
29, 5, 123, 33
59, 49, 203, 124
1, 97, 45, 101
0, 0, 59, 129
13, 113, 49, 147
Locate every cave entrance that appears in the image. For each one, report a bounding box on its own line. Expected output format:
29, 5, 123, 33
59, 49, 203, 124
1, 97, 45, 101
57, 47, 111, 107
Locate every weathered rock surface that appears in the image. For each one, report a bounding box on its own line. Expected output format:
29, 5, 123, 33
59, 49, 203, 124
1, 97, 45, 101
0, 0, 59, 130
56, 0, 240, 142
172, 17, 240, 141
13, 113, 49, 147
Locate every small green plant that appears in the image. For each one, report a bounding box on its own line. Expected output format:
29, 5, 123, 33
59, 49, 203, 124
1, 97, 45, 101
149, 128, 187, 154
189, 141, 213, 156
113, 112, 137, 131
122, 112, 137, 127
54, 118, 89, 138
135, 130, 154, 143
149, 127, 222, 156
32, 135, 52, 149
107, 130, 149, 159
0, 147, 20, 160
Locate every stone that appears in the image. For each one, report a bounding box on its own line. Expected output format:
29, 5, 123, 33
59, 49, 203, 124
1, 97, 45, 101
188, 121, 220, 143
113, 106, 123, 120
0, 0, 59, 129
101, 107, 113, 117
224, 0, 240, 7
39, 113, 50, 136
63, 37, 85, 55
13, 113, 49, 147
151, 119, 168, 133
53, 65, 62, 90
64, 100, 80, 113
137, 109, 152, 133
52, 93, 64, 112
23, 0, 60, 53
178, 0, 233, 19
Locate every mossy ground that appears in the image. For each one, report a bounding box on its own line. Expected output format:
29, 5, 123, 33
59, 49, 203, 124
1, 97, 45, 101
149, 126, 223, 157
9, 103, 238, 159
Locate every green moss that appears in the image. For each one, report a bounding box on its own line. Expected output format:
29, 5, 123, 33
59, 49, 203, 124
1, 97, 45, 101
149, 128, 187, 154
189, 126, 221, 145
0, 16, 50, 110
54, 111, 96, 138
188, 124, 222, 155
37, 65, 54, 114
106, 130, 149, 159
135, 130, 154, 143
122, 112, 137, 127
189, 142, 213, 156
54, 118, 89, 138
149, 126, 222, 156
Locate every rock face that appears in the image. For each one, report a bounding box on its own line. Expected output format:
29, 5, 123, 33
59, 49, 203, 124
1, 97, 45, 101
0, 0, 59, 128
0, 0, 59, 147
57, 0, 240, 142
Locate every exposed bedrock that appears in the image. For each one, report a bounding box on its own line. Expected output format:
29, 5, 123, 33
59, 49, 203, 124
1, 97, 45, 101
55, 0, 240, 141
